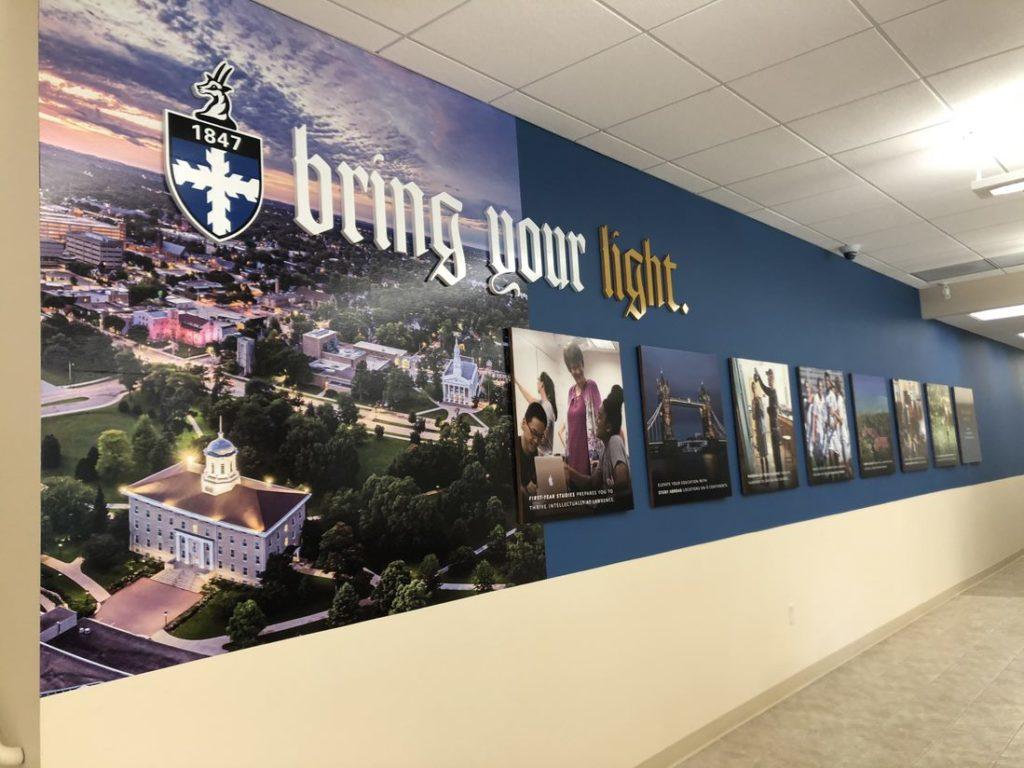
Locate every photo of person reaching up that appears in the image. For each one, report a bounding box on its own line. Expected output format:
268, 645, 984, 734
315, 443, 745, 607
560, 342, 602, 488
514, 372, 558, 455
564, 385, 631, 503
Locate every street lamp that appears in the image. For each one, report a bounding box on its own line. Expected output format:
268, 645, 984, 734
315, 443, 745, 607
163, 610, 168, 628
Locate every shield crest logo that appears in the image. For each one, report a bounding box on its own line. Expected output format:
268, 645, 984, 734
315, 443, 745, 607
163, 61, 263, 242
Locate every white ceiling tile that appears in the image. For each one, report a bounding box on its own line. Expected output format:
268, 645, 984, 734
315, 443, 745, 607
788, 82, 950, 154
883, 0, 1024, 76
379, 39, 511, 102
955, 220, 1024, 252
523, 36, 714, 128
975, 239, 1024, 259
772, 182, 893, 224
577, 132, 664, 169
332, 0, 463, 34
645, 163, 717, 193
700, 188, 762, 214
813, 203, 923, 240
491, 92, 595, 139
744, 209, 841, 250
411, 0, 636, 88
833, 123, 959, 168
259, 0, 400, 50
854, 252, 927, 287
854, 220, 947, 250
869, 235, 974, 266
927, 47, 1024, 109
841, 145, 989, 203
896, 251, 982, 273
932, 197, 1024, 235
654, 0, 870, 82
608, 87, 775, 159
730, 30, 917, 122
601, 0, 714, 29
901, 187, 997, 219
728, 158, 862, 207
857, 0, 944, 23
678, 126, 822, 185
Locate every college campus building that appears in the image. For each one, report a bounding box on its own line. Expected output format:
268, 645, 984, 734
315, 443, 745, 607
441, 339, 480, 405
302, 328, 420, 391
237, 335, 256, 376
125, 430, 309, 585
129, 308, 235, 347
39, 205, 125, 243
64, 231, 124, 268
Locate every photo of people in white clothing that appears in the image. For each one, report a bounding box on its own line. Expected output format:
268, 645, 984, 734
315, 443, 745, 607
798, 367, 854, 485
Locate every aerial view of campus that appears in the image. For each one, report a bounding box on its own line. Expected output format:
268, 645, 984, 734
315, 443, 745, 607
37, 0, 544, 695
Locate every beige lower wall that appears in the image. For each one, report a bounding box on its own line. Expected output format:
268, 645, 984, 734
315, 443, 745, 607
38, 475, 1024, 768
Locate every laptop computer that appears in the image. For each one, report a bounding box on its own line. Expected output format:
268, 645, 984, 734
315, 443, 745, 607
534, 454, 568, 496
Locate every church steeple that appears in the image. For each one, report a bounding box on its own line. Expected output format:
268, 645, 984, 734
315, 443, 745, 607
453, 334, 461, 369
201, 417, 240, 496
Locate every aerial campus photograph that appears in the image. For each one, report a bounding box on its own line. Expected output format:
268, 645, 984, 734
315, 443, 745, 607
37, 0, 544, 695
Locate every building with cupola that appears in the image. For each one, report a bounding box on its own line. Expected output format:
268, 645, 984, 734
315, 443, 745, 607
441, 336, 480, 406
124, 425, 310, 585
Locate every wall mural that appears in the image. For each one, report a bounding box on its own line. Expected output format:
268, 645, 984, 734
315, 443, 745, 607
38, 0, 546, 695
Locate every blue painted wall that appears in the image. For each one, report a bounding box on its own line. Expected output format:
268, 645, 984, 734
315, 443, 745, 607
514, 123, 1024, 579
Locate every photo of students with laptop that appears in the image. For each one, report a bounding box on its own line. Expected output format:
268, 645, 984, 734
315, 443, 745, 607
510, 328, 634, 523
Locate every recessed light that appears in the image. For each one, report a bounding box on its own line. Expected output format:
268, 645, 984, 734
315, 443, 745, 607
972, 169, 1024, 198
970, 304, 1024, 321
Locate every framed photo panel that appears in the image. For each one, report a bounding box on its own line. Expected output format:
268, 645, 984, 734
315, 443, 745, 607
926, 383, 959, 468
730, 358, 799, 494
509, 328, 634, 523
797, 367, 854, 485
953, 386, 982, 464
638, 346, 731, 506
849, 374, 896, 477
892, 378, 928, 472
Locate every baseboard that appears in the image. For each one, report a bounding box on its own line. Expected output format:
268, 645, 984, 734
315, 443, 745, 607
636, 547, 1024, 768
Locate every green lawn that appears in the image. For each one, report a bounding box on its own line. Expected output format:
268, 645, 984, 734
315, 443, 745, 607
473, 405, 504, 428
356, 435, 408, 483
419, 408, 448, 423
170, 574, 337, 640
395, 388, 437, 413
41, 563, 97, 616
42, 365, 77, 386
43, 538, 86, 562
81, 553, 162, 593
41, 404, 138, 478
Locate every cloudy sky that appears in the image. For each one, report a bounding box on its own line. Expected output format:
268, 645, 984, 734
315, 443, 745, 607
39, 0, 522, 243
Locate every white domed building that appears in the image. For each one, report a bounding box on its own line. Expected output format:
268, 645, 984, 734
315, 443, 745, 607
125, 424, 309, 585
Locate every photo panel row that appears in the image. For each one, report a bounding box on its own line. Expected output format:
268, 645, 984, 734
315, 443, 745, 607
508, 329, 983, 517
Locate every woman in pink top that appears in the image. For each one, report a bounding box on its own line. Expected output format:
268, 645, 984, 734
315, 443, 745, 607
560, 342, 602, 483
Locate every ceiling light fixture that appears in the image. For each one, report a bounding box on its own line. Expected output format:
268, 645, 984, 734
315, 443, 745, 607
970, 304, 1024, 321
971, 168, 1024, 198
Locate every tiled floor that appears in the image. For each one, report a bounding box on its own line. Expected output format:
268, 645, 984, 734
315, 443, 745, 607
680, 556, 1024, 768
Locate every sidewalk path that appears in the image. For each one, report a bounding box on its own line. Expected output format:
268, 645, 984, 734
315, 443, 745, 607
41, 555, 111, 603
150, 629, 228, 657
41, 378, 127, 418
150, 609, 331, 656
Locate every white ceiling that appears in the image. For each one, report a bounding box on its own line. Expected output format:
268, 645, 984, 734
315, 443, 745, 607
256, 0, 1024, 298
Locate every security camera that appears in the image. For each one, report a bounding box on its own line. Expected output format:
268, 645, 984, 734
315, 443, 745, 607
839, 244, 861, 261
